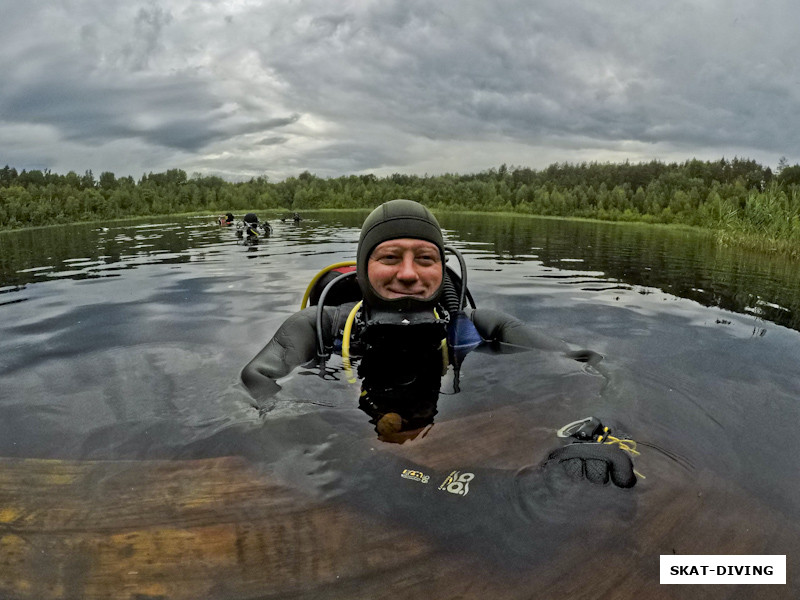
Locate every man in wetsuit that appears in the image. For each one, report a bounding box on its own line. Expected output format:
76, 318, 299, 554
241, 199, 636, 486
241, 199, 567, 396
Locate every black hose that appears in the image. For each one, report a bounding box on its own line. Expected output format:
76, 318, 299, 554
444, 245, 475, 310
315, 270, 358, 358
441, 269, 462, 316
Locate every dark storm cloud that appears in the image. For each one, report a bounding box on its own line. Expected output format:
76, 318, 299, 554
0, 5, 299, 156
248, 0, 800, 159
128, 5, 174, 71
2, 68, 213, 149
1, 0, 798, 179
300, 139, 410, 173
141, 114, 300, 151
258, 136, 289, 146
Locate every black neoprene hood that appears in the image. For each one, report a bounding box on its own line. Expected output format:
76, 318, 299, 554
356, 199, 445, 312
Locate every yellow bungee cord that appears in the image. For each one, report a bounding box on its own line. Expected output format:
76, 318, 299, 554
341, 301, 362, 383
596, 427, 646, 479
433, 308, 449, 375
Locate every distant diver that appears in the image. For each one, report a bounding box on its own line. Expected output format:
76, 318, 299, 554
236, 213, 272, 243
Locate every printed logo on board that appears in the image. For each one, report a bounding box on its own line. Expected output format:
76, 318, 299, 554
400, 469, 430, 484
438, 470, 475, 496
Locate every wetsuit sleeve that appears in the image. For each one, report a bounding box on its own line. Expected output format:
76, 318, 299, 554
241, 307, 320, 398
470, 308, 569, 352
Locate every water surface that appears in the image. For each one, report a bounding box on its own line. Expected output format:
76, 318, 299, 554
0, 213, 798, 599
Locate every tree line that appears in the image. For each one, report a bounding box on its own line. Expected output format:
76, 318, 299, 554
2, 158, 800, 256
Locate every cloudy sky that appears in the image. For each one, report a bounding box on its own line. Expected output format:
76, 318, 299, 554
1, 0, 798, 181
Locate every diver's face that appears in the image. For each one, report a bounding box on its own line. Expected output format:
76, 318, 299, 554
368, 238, 442, 300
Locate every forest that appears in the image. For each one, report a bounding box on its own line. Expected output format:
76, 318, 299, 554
2, 158, 800, 257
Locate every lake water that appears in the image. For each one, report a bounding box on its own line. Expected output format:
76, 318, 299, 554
0, 213, 798, 599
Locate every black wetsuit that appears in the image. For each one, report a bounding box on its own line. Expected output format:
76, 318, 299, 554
240, 304, 569, 399
240, 301, 636, 489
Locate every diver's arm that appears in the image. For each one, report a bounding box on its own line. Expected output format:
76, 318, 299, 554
469, 308, 569, 352
241, 308, 320, 398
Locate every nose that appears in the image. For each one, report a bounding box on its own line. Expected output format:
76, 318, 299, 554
396, 253, 418, 281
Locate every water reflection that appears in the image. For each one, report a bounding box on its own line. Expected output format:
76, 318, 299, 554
439, 213, 800, 331
2, 213, 799, 331
0, 217, 226, 287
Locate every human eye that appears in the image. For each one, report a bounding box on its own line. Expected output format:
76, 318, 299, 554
374, 250, 400, 264
416, 252, 438, 265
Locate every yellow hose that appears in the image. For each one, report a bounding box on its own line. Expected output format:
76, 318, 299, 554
300, 261, 357, 309
342, 301, 362, 383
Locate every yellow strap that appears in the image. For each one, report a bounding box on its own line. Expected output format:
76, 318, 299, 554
342, 301, 362, 383
432, 308, 449, 373
604, 434, 645, 479
300, 261, 357, 309
603, 435, 640, 456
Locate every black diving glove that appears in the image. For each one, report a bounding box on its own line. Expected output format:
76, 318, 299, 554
544, 442, 636, 488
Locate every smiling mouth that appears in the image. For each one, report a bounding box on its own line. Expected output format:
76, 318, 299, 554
384, 288, 427, 298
